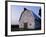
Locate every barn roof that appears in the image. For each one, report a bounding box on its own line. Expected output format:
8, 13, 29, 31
19, 8, 27, 21
19, 8, 40, 21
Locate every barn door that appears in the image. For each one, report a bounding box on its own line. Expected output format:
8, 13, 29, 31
24, 23, 27, 29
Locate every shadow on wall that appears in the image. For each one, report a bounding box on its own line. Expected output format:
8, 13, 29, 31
6, 36, 13, 37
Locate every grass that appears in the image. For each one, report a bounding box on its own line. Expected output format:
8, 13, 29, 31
11, 25, 41, 31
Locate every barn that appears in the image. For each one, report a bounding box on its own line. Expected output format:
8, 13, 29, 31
19, 8, 35, 30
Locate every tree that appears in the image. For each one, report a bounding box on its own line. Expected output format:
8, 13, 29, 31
39, 8, 41, 17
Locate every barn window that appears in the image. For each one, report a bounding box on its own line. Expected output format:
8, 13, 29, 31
21, 24, 22, 26
30, 24, 31, 26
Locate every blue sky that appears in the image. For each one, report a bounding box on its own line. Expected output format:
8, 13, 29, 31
11, 5, 41, 25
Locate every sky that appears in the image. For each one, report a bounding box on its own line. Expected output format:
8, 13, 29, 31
11, 5, 41, 25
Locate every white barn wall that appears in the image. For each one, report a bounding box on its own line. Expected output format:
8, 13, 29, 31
19, 9, 35, 29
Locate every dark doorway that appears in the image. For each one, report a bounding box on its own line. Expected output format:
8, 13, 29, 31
24, 23, 27, 29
